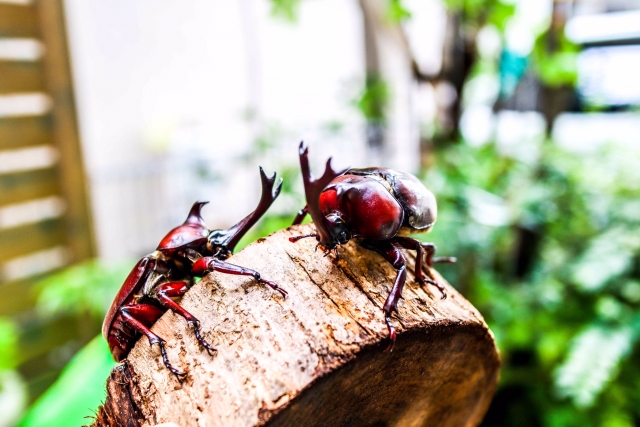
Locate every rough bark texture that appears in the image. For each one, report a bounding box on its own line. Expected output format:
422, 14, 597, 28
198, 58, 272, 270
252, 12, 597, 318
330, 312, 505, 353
92, 224, 500, 427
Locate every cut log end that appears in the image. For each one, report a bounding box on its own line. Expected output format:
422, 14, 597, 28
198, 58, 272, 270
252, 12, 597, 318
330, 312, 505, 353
91, 224, 500, 427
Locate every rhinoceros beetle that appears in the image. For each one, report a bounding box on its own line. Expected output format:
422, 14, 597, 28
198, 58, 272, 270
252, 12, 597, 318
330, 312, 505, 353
290, 142, 455, 350
103, 168, 286, 376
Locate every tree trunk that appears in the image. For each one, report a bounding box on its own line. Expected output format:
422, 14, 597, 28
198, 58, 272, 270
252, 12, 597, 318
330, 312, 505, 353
91, 224, 500, 427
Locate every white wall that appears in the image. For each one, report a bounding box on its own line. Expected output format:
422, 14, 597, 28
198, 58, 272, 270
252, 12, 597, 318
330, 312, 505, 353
63, 0, 367, 259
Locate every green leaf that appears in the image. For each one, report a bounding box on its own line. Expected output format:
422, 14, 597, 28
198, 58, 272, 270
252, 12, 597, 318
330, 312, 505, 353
571, 228, 640, 292
353, 74, 389, 123
0, 370, 27, 427
16, 336, 117, 427
35, 260, 133, 321
554, 325, 634, 408
0, 317, 18, 371
386, 0, 412, 22
269, 0, 302, 22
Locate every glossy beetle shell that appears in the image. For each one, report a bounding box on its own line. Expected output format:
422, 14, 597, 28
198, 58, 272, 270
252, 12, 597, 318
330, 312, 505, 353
102, 257, 156, 359
156, 201, 209, 251
156, 223, 208, 252
347, 167, 437, 231
318, 167, 437, 241
320, 175, 404, 240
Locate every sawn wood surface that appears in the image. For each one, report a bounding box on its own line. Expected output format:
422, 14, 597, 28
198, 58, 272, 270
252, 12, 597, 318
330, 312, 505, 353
91, 223, 500, 427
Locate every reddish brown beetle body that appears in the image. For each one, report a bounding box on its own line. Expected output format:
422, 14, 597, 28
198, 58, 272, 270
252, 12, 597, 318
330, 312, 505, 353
291, 143, 455, 350
103, 168, 286, 376
319, 167, 438, 240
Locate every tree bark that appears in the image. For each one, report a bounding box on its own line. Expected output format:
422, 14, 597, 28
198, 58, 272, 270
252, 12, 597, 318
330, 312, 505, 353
91, 224, 500, 427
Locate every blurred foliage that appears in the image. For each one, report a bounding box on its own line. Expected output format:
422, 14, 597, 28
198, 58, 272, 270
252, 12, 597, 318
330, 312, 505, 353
268, 0, 302, 22
3, 260, 133, 425
35, 260, 134, 321
269, 0, 414, 24
442, 0, 516, 31
354, 73, 389, 125
0, 318, 19, 372
531, 29, 579, 88
386, 0, 412, 22
422, 137, 640, 426
0, 317, 25, 427
17, 336, 116, 427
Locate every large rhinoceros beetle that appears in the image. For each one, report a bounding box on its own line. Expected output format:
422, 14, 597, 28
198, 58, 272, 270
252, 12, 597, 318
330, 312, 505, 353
290, 143, 455, 350
103, 168, 286, 376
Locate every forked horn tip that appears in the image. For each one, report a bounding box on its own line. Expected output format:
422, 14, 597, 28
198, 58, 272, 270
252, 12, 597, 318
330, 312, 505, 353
325, 157, 349, 177
258, 166, 277, 181
298, 141, 308, 155
273, 177, 283, 197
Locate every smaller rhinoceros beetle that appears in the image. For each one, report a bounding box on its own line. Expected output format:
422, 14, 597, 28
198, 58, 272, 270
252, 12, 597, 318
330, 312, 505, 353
290, 142, 455, 350
103, 168, 286, 376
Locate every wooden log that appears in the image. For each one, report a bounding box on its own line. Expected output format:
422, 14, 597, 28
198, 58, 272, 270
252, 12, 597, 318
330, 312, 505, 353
91, 224, 500, 427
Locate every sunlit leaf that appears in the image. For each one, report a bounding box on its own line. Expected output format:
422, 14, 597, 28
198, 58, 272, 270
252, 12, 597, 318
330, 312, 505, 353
269, 0, 302, 22
555, 325, 634, 408
35, 260, 134, 321
386, 0, 412, 22
571, 228, 640, 292
16, 336, 116, 427
0, 318, 18, 371
0, 370, 27, 427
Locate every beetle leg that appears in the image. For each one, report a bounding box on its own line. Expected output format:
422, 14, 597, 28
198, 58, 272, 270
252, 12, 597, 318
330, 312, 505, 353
419, 242, 457, 266
120, 305, 185, 377
360, 239, 409, 352
156, 281, 217, 356
291, 205, 309, 225
394, 237, 447, 299
292, 205, 309, 225
289, 233, 317, 243
192, 257, 287, 298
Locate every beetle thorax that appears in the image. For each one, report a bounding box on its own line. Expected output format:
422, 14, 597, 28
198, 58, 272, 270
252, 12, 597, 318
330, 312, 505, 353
141, 251, 172, 298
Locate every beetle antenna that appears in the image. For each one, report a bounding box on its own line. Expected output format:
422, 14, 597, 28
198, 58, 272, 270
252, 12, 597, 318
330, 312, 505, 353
289, 233, 316, 243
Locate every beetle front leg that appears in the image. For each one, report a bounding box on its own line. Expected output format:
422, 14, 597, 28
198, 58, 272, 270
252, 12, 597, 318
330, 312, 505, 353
120, 306, 185, 377
156, 281, 216, 355
360, 239, 409, 352
192, 257, 287, 298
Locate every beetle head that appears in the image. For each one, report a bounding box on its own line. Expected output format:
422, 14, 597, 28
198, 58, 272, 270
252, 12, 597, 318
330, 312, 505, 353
157, 201, 210, 252
325, 213, 352, 247
206, 229, 232, 259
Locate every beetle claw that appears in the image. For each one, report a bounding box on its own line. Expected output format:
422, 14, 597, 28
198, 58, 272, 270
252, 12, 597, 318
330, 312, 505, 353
189, 321, 217, 356
420, 277, 447, 300
258, 278, 288, 298
384, 316, 396, 352
157, 340, 186, 378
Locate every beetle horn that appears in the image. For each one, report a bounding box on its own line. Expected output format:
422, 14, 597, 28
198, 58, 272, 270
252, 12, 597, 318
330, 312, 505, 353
298, 142, 348, 246
184, 201, 209, 226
